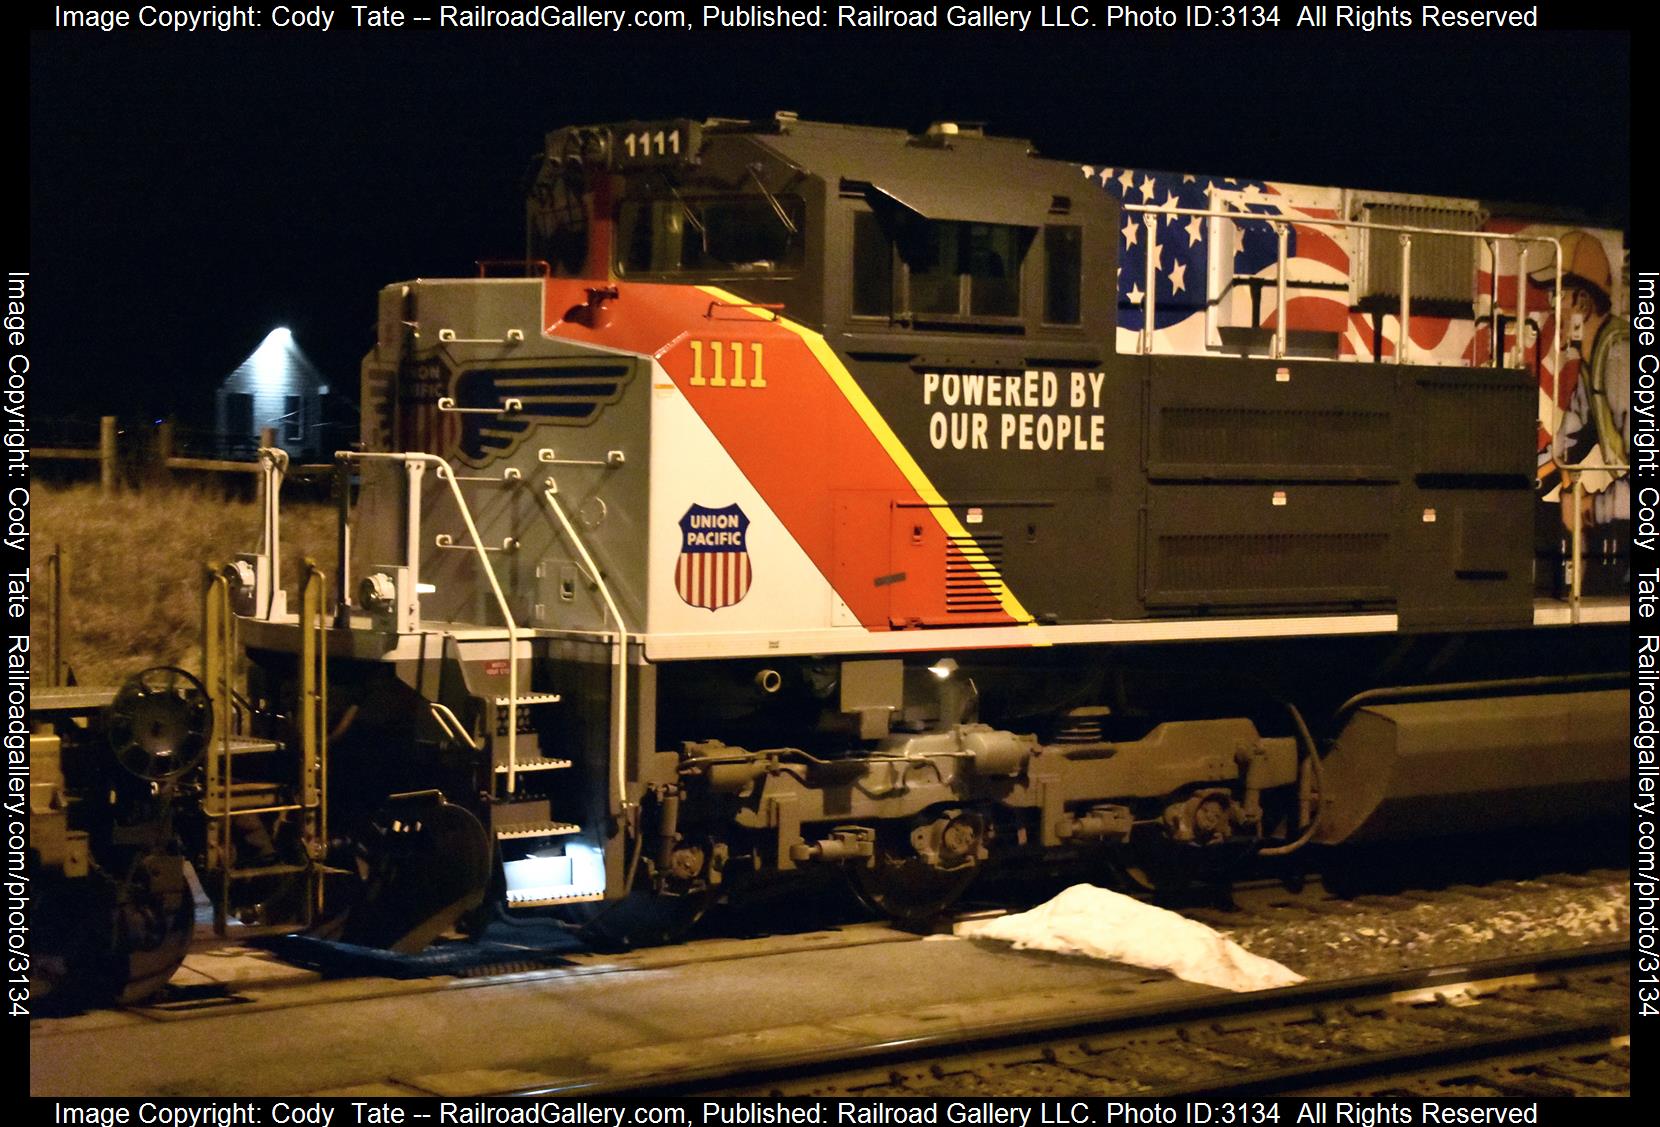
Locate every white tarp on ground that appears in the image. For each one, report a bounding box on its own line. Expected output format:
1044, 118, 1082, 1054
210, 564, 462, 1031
954, 884, 1305, 993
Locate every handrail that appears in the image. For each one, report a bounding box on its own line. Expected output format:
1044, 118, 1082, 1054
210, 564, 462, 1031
476, 258, 552, 278
430, 702, 482, 751
301, 561, 329, 920
1123, 203, 1635, 627
258, 447, 289, 618
1565, 462, 1632, 624
201, 566, 237, 933
437, 396, 523, 414
539, 484, 632, 821
1120, 203, 1562, 386
339, 451, 525, 792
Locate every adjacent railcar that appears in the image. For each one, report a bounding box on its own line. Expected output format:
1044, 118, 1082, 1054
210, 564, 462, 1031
29, 115, 1631, 1004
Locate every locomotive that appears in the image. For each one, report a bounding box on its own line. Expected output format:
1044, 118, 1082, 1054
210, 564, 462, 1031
29, 114, 1630, 1007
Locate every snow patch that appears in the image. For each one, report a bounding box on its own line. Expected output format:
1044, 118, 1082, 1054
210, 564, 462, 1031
954, 884, 1305, 993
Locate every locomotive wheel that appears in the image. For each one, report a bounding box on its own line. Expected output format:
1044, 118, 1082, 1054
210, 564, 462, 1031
850, 852, 979, 925
111, 851, 196, 1005
30, 851, 195, 1013
1110, 843, 1251, 904
851, 812, 985, 925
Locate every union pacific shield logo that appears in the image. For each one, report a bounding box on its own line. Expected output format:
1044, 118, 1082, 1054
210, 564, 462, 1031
676, 503, 752, 611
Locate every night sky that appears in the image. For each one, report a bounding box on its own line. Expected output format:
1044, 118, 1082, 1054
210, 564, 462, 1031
26, 19, 1631, 429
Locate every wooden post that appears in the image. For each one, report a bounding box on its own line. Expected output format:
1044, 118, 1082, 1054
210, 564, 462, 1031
46, 545, 65, 687
151, 419, 175, 485
99, 416, 118, 495
260, 425, 277, 452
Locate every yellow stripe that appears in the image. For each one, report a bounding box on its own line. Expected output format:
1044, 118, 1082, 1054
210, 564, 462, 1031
696, 285, 1036, 626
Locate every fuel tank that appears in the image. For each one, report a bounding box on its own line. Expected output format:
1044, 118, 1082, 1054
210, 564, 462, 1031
1312, 689, 1629, 843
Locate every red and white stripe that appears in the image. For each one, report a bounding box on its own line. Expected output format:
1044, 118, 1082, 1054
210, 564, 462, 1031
675, 552, 753, 611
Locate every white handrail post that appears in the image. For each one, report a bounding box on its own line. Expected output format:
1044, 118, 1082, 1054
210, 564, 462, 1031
1141, 214, 1159, 355
1570, 471, 1584, 624
431, 460, 521, 793
1512, 241, 1530, 368
1550, 237, 1563, 423
1398, 233, 1413, 365
405, 459, 426, 624
336, 449, 527, 789
1273, 221, 1289, 359
540, 482, 632, 820
1485, 238, 1500, 366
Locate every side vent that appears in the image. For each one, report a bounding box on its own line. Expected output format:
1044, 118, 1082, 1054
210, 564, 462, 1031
1356, 201, 1485, 310
946, 534, 1006, 614
1155, 532, 1390, 601
1158, 407, 1393, 474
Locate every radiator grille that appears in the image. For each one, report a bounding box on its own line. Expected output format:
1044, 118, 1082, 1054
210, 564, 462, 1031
1159, 407, 1392, 469
1156, 532, 1389, 597
946, 534, 1006, 613
1359, 203, 1484, 306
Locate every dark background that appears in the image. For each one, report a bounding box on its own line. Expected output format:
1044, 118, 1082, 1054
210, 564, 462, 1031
25, 17, 1632, 427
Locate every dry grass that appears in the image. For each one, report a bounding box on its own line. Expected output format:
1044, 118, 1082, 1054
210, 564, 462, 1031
30, 483, 336, 686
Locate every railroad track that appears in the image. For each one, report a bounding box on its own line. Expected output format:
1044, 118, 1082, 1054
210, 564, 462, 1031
32, 867, 1629, 1097
36, 869, 1626, 1031
536, 944, 1630, 1098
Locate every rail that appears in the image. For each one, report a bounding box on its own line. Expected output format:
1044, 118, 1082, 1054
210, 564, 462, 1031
512, 943, 1628, 1096
1119, 203, 1562, 383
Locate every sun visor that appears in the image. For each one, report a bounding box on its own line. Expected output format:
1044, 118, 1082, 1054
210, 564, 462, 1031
861, 177, 1056, 228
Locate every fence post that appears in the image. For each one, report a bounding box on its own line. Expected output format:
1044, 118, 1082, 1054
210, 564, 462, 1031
100, 416, 118, 496
151, 419, 175, 485
46, 545, 65, 687
260, 426, 277, 452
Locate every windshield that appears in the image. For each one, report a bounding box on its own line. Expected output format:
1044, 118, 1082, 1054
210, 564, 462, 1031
617, 194, 806, 276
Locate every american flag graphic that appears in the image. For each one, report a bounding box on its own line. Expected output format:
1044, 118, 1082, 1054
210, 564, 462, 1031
1082, 165, 1354, 349
676, 503, 753, 611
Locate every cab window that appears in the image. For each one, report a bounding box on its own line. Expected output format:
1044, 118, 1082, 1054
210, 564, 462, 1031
1043, 225, 1082, 325
852, 207, 1031, 324
617, 194, 806, 276
900, 219, 1026, 320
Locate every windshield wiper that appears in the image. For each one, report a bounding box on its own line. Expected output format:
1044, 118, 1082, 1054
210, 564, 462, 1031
667, 184, 708, 244
748, 166, 798, 236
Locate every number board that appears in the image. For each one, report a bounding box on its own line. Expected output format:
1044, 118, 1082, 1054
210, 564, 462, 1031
612, 120, 700, 168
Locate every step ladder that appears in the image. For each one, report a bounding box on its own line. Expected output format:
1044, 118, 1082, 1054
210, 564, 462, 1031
483, 693, 604, 907
201, 563, 330, 933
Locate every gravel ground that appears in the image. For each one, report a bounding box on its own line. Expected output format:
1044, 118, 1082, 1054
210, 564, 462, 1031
751, 872, 1633, 1098
1223, 871, 1629, 980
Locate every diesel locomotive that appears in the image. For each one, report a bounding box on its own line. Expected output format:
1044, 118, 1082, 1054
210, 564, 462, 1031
29, 114, 1631, 1007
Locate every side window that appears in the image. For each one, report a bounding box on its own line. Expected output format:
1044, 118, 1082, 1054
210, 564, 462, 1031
1044, 226, 1082, 325
852, 210, 893, 317
967, 224, 1021, 316
896, 218, 1030, 322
